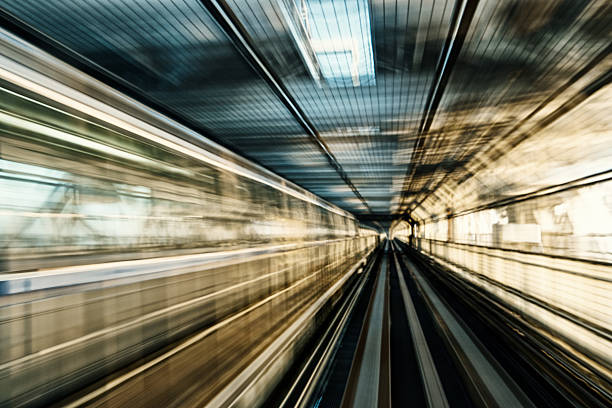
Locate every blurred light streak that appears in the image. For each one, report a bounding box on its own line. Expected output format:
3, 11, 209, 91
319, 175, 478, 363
0, 41, 351, 218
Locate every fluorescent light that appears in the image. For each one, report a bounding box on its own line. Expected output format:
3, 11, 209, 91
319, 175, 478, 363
307, 0, 375, 86
283, 0, 375, 87
276, 0, 320, 81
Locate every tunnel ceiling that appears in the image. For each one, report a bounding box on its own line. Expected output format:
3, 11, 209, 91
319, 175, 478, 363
1, 0, 610, 222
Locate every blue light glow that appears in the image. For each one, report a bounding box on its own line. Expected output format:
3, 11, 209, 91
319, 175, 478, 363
302, 0, 376, 87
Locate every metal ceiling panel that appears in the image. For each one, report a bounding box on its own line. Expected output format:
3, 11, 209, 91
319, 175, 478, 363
1, 0, 609, 221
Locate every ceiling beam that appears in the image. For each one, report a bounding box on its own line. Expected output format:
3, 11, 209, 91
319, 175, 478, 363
202, 0, 373, 215
399, 0, 480, 215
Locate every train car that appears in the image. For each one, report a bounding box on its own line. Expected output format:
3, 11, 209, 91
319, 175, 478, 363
0, 29, 379, 407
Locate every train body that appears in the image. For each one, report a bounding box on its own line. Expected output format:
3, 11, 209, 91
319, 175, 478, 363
0, 30, 378, 407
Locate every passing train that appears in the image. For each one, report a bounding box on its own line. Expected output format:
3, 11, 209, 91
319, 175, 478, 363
0, 28, 378, 407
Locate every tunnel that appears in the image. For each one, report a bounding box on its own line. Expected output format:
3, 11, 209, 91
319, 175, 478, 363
0, 0, 610, 407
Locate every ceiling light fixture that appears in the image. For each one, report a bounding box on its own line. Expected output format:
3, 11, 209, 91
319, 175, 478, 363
281, 0, 376, 87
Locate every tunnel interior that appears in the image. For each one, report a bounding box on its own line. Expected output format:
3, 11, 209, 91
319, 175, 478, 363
0, 1, 610, 407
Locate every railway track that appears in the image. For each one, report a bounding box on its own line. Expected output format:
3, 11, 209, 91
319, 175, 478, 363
274, 239, 604, 408
24, 239, 607, 407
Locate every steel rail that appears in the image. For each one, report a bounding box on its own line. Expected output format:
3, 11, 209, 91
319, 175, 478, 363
397, 249, 535, 408
279, 247, 380, 408
391, 241, 449, 408
340, 240, 391, 408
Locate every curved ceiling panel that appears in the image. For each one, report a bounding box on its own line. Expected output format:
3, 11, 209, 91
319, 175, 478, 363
1, 0, 610, 223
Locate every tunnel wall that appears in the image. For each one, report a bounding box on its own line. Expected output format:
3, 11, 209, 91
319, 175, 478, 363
0, 236, 377, 406
393, 65, 612, 390
393, 178, 612, 390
